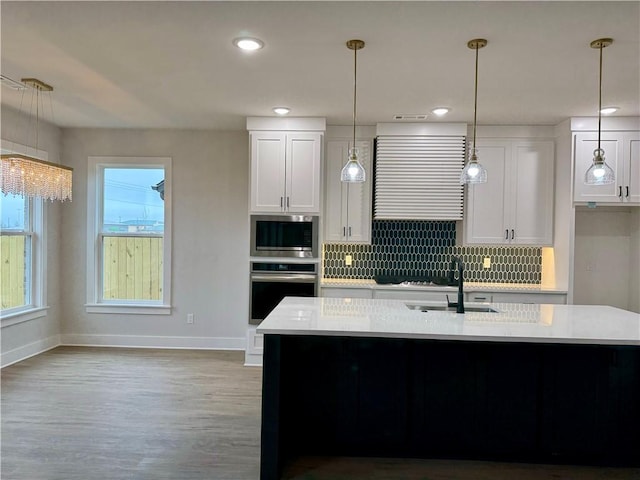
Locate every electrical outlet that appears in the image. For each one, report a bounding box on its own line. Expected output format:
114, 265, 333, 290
345, 255, 353, 266
187, 313, 194, 324
483, 257, 491, 269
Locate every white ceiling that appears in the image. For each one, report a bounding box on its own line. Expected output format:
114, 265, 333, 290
1, 1, 639, 130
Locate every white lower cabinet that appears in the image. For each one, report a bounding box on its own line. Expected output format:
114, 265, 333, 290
467, 291, 567, 304
324, 139, 372, 243
322, 285, 567, 305
373, 289, 454, 302
244, 326, 264, 366
320, 287, 373, 299
465, 138, 554, 245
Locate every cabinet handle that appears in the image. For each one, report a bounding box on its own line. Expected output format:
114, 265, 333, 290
348, 226, 352, 237
343, 227, 346, 237
626, 186, 630, 198
511, 229, 515, 240
619, 186, 623, 198
286, 197, 290, 209
280, 196, 284, 208
505, 229, 509, 240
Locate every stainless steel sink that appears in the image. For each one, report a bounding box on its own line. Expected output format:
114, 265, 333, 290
406, 304, 498, 313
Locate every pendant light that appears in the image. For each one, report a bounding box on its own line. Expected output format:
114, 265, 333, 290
584, 38, 615, 185
460, 39, 488, 185
341, 39, 366, 183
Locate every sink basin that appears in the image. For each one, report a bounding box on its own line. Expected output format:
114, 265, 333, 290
406, 304, 498, 313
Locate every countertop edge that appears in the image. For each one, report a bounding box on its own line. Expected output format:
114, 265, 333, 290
257, 327, 640, 346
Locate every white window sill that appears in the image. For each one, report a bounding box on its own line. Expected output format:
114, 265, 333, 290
85, 304, 172, 315
1, 307, 48, 328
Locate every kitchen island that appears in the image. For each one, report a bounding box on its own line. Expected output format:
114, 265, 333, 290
257, 297, 640, 480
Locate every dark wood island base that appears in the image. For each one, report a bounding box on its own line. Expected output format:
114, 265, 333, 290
260, 334, 640, 480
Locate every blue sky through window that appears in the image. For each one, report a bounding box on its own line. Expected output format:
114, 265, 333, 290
103, 168, 164, 229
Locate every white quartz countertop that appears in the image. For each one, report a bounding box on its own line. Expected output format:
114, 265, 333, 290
257, 297, 640, 346
320, 278, 567, 294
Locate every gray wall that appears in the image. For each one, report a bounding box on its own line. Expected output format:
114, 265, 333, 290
60, 128, 250, 347
573, 207, 640, 312
1, 107, 63, 366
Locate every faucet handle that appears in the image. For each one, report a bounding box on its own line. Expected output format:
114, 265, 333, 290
446, 294, 456, 307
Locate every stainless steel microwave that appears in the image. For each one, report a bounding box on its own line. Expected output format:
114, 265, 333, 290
250, 215, 319, 258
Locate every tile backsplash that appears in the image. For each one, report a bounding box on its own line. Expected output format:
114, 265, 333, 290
323, 220, 542, 284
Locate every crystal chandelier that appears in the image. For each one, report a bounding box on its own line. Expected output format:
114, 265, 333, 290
1, 78, 73, 202
341, 39, 366, 183
460, 39, 488, 185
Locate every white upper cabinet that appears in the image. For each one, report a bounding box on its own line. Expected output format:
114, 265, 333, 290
324, 139, 372, 243
250, 131, 322, 213
573, 131, 640, 205
465, 138, 554, 245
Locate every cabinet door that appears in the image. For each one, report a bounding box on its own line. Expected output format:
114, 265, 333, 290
286, 132, 322, 213
250, 132, 286, 212
324, 140, 372, 243
511, 140, 554, 245
573, 132, 624, 203
624, 136, 640, 204
465, 140, 510, 244
345, 141, 372, 243
324, 140, 350, 241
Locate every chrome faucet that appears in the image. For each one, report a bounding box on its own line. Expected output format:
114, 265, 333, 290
447, 256, 465, 313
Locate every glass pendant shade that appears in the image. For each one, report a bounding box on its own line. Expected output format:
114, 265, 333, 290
341, 147, 366, 183
460, 149, 487, 184
584, 148, 615, 185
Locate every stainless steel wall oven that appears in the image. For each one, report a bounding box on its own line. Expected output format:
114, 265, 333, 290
250, 215, 319, 258
249, 262, 318, 325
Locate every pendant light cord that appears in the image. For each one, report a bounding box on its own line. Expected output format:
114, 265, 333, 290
472, 43, 479, 152
352, 45, 358, 150
597, 43, 603, 153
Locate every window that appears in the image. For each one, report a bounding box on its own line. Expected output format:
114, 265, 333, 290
0, 141, 46, 325
0, 195, 43, 317
87, 157, 172, 314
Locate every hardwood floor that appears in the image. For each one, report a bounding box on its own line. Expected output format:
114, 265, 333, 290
2, 346, 639, 480
1, 347, 263, 480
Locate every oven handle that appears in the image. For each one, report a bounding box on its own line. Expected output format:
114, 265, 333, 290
250, 274, 317, 282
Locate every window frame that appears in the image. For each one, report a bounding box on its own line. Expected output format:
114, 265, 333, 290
86, 156, 172, 315
0, 141, 48, 327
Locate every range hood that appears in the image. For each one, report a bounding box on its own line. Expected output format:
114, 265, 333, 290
374, 123, 467, 221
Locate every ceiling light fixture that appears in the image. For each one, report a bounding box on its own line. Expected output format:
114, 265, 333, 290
600, 106, 619, 115
1, 78, 73, 202
584, 38, 615, 186
341, 39, 366, 183
233, 37, 264, 51
460, 39, 488, 185
431, 107, 450, 117
272, 107, 290, 115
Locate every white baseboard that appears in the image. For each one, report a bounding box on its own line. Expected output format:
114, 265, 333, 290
244, 351, 264, 367
1, 335, 61, 368
60, 334, 245, 351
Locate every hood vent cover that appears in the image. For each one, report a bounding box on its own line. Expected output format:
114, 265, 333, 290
374, 135, 465, 220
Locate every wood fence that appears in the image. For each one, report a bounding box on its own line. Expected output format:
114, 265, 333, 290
0, 235, 163, 310
0, 235, 26, 309
102, 236, 163, 301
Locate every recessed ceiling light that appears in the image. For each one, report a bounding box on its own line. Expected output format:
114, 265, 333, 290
233, 37, 264, 51
431, 107, 450, 116
273, 107, 290, 115
600, 106, 619, 115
